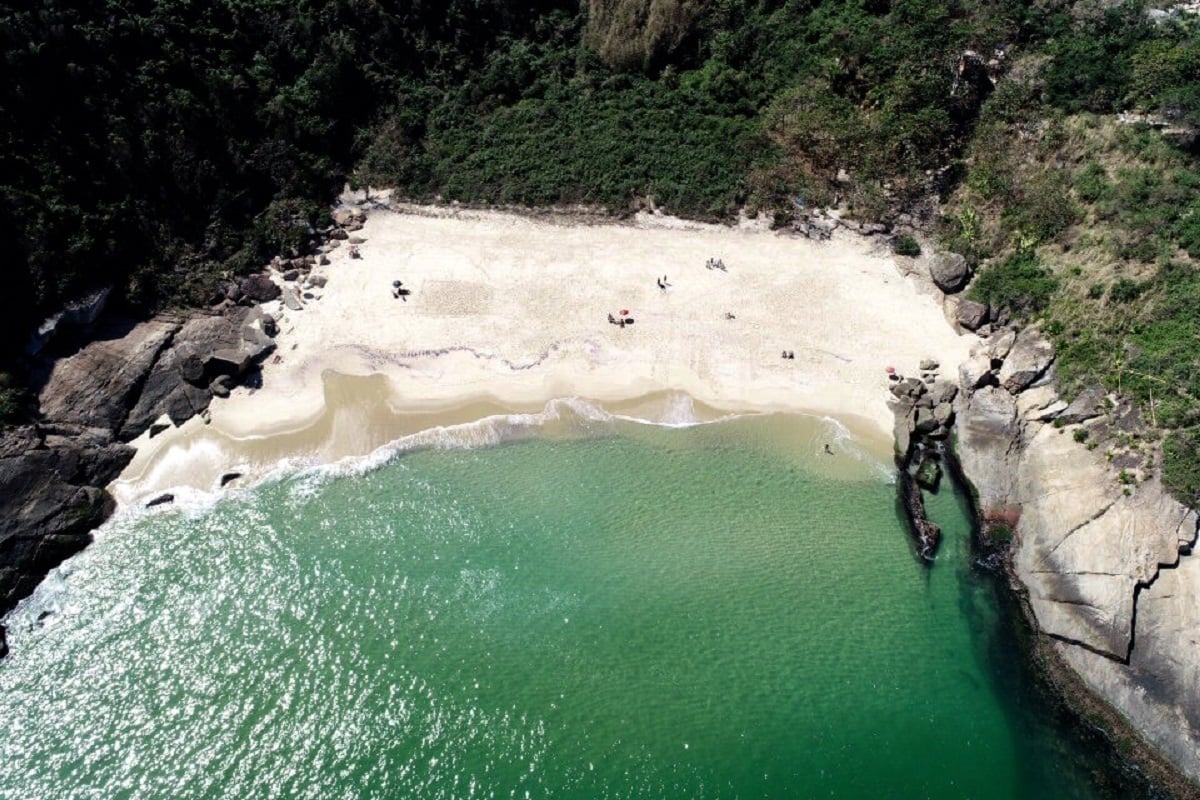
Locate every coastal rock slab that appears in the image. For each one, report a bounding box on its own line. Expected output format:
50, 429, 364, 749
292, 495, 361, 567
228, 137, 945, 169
1059, 387, 1106, 425
998, 330, 1054, 393
955, 386, 1020, 520
0, 426, 134, 615
36, 317, 179, 431
1015, 424, 1190, 658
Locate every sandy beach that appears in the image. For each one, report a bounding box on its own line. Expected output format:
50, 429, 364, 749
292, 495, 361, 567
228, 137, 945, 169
114, 202, 975, 501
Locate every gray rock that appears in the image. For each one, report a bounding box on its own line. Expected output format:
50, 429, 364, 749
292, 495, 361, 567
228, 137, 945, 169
318, 254, 330, 266
0, 426, 134, 616
281, 285, 303, 311
209, 375, 235, 399
959, 354, 994, 391
955, 299, 990, 330
989, 330, 1016, 360
1030, 399, 1068, 421
998, 330, 1055, 394
929, 253, 970, 293
308, 275, 328, 289
919, 358, 940, 371
238, 274, 280, 303
145, 493, 175, 508
207, 349, 251, 377
36, 317, 180, 432
930, 381, 959, 406
25, 287, 113, 356
955, 386, 1021, 520
913, 407, 940, 434
329, 228, 349, 241
178, 354, 205, 385
282, 269, 300, 282
1059, 387, 1106, 425
934, 402, 955, 425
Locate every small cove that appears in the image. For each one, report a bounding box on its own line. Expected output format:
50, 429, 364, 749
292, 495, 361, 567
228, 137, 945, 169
0, 412, 1158, 798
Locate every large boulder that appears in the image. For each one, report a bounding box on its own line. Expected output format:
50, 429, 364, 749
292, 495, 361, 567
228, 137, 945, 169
955, 299, 990, 330
929, 253, 970, 293
0, 425, 134, 616
121, 308, 275, 438
35, 317, 179, 432
959, 354, 995, 392
998, 330, 1055, 394
238, 273, 281, 303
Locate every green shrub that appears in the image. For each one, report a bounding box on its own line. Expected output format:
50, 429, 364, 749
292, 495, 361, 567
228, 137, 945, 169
1162, 430, 1200, 506
1003, 173, 1079, 244
968, 251, 1060, 316
894, 234, 921, 257
1074, 161, 1111, 204
1109, 277, 1143, 303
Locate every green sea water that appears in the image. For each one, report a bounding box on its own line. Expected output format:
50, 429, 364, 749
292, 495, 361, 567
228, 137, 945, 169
0, 412, 1150, 799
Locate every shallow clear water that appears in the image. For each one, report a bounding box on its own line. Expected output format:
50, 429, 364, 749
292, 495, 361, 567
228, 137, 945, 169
0, 415, 1143, 798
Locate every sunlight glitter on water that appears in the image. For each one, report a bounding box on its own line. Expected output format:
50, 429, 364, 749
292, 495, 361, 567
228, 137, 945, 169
0, 415, 1135, 799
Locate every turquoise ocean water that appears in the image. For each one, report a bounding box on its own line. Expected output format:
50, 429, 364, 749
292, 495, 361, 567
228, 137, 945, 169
0, 411, 1152, 798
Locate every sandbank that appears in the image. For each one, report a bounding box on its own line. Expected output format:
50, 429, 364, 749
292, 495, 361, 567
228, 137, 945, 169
114, 203, 975, 502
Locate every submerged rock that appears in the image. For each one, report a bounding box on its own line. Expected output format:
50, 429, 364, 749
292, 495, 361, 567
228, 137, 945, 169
900, 470, 941, 561
916, 455, 942, 492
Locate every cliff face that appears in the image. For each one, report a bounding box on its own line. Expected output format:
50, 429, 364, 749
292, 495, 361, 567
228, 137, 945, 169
955, 328, 1200, 785
583, 0, 704, 71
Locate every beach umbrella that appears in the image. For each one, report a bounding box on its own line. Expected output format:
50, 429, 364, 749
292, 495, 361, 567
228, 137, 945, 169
620, 309, 629, 316
392, 280, 402, 287
885, 366, 896, 374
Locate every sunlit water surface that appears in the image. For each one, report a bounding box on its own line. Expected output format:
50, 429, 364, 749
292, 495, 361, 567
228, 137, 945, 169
0, 414, 1145, 798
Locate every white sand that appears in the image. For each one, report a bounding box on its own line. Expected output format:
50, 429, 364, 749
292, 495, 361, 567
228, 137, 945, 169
115, 203, 975, 500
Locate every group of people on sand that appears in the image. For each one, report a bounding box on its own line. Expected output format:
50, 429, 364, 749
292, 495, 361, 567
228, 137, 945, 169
781, 350, 795, 360
391, 279, 410, 301
705, 257, 727, 271
607, 310, 634, 328
655, 274, 670, 291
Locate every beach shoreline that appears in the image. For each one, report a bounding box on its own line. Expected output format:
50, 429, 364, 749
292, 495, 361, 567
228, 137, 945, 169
114, 201, 975, 503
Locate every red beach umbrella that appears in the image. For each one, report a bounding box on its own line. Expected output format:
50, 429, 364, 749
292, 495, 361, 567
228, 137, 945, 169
885, 366, 896, 374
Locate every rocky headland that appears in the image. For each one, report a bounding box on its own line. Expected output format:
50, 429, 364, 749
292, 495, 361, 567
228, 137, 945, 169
891, 249, 1200, 795
0, 208, 374, 643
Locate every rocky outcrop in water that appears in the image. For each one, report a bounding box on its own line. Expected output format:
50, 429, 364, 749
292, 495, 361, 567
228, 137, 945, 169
952, 324, 1200, 786
889, 359, 960, 561
0, 424, 133, 615
0, 195, 370, 652
0, 302, 279, 628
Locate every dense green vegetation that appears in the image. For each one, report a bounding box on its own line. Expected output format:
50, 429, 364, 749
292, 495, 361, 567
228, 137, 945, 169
1, 0, 1029, 366
946, 2, 1200, 502
6, 0, 1200, 503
